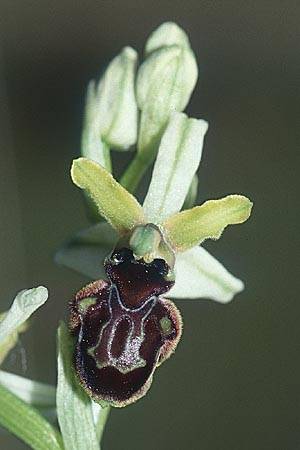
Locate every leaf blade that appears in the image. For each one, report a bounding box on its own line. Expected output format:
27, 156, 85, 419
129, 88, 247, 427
0, 383, 62, 450
0, 371, 56, 407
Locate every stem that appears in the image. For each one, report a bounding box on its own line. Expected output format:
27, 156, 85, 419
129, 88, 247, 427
102, 142, 112, 173
97, 406, 110, 444
120, 153, 152, 193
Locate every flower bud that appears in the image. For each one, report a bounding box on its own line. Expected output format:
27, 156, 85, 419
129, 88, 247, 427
136, 24, 198, 160
82, 46, 138, 154
145, 21, 190, 54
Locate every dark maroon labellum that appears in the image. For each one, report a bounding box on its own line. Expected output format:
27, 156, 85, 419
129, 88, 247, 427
70, 248, 182, 407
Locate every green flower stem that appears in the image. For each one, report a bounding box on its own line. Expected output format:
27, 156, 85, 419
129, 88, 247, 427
102, 142, 112, 173
96, 406, 110, 445
0, 384, 63, 450
183, 174, 198, 210
120, 153, 153, 193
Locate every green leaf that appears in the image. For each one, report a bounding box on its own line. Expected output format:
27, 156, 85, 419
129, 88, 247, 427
143, 112, 208, 223
163, 195, 253, 252
145, 21, 190, 55
0, 371, 56, 407
136, 45, 198, 160
0, 383, 62, 450
71, 157, 145, 235
169, 246, 244, 303
0, 286, 48, 344
57, 322, 100, 450
81, 81, 112, 171
55, 222, 117, 279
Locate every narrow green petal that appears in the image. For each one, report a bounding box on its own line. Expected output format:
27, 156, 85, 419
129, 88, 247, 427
0, 371, 56, 407
169, 246, 244, 303
56, 322, 100, 450
0, 287, 48, 344
143, 112, 208, 223
0, 384, 62, 450
163, 195, 253, 252
55, 223, 117, 279
71, 157, 145, 235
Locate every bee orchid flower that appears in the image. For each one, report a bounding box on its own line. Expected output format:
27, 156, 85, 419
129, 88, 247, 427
60, 109, 252, 407
56, 22, 253, 408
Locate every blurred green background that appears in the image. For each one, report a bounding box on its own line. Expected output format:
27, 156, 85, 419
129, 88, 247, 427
0, 1, 299, 449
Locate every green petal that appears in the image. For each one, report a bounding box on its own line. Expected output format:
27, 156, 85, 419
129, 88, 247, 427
143, 112, 208, 223
71, 158, 145, 235
163, 195, 253, 252
169, 246, 244, 303
0, 287, 48, 344
55, 222, 117, 279
145, 21, 190, 55
56, 322, 99, 450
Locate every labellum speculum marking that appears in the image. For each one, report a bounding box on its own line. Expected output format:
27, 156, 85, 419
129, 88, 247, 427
70, 247, 182, 407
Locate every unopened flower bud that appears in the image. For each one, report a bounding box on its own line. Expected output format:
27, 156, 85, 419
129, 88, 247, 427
82, 46, 138, 156
136, 24, 198, 160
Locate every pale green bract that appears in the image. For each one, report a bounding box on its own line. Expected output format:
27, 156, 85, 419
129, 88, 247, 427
0, 286, 48, 344
56, 322, 100, 450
